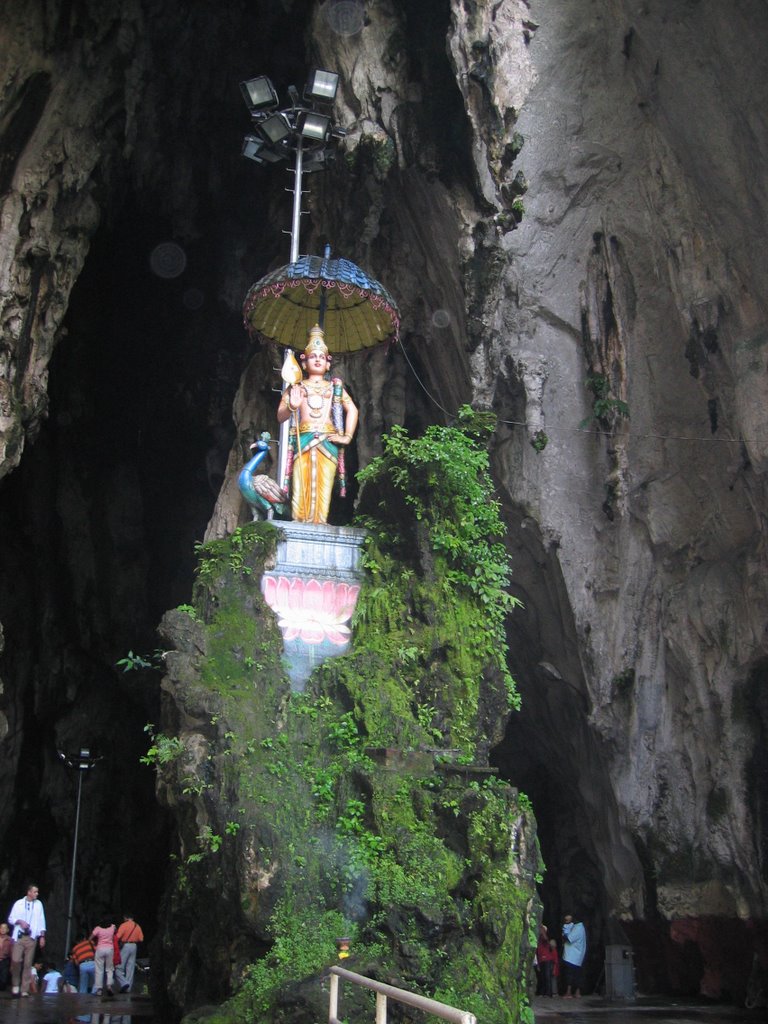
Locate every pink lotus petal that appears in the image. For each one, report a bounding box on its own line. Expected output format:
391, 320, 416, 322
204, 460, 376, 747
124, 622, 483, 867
299, 624, 326, 644
302, 578, 325, 613
327, 581, 348, 617
325, 625, 352, 646
261, 575, 277, 606
287, 577, 305, 612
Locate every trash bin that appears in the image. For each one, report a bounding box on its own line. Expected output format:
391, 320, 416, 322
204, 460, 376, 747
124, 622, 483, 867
605, 945, 635, 999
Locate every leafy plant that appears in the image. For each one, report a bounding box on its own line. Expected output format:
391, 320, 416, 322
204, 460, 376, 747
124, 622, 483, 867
116, 648, 169, 674
356, 408, 522, 713
233, 901, 353, 1018
194, 523, 271, 589
175, 604, 199, 620
140, 724, 185, 767
198, 825, 223, 854
580, 373, 629, 428
530, 429, 548, 453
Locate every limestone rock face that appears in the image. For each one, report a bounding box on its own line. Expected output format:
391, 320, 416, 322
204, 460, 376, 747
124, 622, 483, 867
221, 0, 768, 995
2, 0, 768, 1007
0, 2, 146, 475
454, 0, 768, 925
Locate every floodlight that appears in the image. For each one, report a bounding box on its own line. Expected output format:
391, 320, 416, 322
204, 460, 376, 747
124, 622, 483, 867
259, 112, 292, 144
242, 135, 266, 162
258, 146, 287, 163
303, 150, 331, 173
304, 68, 339, 104
240, 76, 279, 113
298, 110, 331, 143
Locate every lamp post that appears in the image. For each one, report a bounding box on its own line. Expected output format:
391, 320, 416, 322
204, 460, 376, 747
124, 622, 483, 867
58, 746, 100, 959
240, 68, 346, 485
239, 68, 345, 261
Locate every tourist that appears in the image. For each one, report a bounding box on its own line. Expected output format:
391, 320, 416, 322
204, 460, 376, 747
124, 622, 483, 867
562, 913, 587, 997
29, 960, 42, 993
90, 915, 116, 997
114, 912, 144, 992
535, 924, 553, 996
0, 922, 11, 990
7, 882, 47, 997
548, 937, 561, 996
41, 962, 63, 992
70, 930, 96, 993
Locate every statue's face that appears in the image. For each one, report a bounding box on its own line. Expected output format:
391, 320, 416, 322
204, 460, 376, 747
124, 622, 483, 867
306, 350, 330, 374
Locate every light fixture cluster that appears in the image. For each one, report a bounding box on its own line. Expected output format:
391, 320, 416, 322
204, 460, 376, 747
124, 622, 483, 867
58, 746, 100, 770
240, 69, 346, 168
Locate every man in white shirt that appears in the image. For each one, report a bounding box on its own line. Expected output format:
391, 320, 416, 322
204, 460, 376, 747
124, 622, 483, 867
8, 883, 46, 997
562, 913, 587, 998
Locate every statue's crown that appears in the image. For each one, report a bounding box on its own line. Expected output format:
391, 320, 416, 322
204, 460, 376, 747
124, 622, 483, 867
304, 324, 329, 357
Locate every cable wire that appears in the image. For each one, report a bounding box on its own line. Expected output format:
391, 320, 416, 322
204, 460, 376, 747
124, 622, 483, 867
397, 341, 761, 447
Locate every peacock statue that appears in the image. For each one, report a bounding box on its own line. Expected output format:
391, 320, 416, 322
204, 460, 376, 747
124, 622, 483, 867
237, 432, 289, 520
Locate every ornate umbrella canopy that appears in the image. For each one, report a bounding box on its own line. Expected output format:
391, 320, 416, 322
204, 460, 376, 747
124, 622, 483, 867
243, 252, 400, 353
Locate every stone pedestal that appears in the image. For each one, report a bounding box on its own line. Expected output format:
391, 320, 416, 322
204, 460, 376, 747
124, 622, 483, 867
261, 521, 366, 691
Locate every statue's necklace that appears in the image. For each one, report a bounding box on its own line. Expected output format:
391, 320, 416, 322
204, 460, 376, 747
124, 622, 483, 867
305, 381, 329, 418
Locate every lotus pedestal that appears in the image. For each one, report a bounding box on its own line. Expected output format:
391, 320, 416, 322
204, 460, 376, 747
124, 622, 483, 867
261, 522, 366, 690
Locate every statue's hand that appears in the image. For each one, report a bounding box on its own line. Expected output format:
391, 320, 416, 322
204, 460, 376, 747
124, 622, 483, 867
328, 432, 351, 446
288, 384, 303, 410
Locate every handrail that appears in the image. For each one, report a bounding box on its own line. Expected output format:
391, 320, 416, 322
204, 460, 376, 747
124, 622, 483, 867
328, 965, 477, 1024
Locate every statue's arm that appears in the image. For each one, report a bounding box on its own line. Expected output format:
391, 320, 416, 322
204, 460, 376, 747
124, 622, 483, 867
329, 390, 357, 446
342, 393, 358, 442
277, 384, 303, 423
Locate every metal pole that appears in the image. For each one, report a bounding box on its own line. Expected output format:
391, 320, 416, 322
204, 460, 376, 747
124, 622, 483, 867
289, 134, 304, 264
64, 769, 84, 959
279, 134, 306, 488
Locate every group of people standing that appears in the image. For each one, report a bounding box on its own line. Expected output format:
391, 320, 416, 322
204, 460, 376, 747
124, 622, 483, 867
535, 914, 588, 998
1, 883, 143, 999
71, 913, 145, 997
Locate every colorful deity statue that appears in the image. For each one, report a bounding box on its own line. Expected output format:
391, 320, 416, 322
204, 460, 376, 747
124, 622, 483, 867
276, 325, 358, 524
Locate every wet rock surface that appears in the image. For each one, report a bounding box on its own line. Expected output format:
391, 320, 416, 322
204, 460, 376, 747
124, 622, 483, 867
0, 0, 767, 1013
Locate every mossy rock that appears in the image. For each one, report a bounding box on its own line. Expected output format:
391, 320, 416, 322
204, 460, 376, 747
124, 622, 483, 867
159, 423, 538, 1024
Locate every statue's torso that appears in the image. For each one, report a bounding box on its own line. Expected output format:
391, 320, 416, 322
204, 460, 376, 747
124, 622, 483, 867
297, 378, 334, 426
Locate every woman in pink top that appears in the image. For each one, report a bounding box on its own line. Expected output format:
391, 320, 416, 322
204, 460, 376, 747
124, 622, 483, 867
90, 916, 116, 996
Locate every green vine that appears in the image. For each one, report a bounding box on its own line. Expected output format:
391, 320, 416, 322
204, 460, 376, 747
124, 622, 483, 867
355, 407, 522, 721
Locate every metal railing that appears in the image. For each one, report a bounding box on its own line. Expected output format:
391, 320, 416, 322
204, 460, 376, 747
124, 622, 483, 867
328, 966, 477, 1024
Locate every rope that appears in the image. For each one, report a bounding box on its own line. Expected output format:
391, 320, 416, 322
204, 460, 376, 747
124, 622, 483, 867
396, 341, 761, 447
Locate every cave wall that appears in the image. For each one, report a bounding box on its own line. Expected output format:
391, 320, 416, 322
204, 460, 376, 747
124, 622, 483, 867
0, 0, 767, 1005
208, 0, 768, 996
0, 0, 311, 955
455, 0, 768, 996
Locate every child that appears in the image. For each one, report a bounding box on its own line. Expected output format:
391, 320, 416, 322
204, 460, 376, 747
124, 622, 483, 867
548, 937, 561, 996
41, 963, 63, 993
536, 925, 553, 996
29, 961, 43, 994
